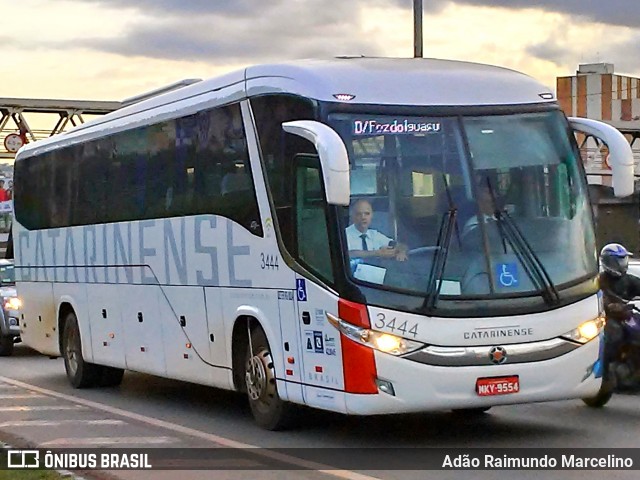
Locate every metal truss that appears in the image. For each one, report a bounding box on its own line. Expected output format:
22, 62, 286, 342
0, 97, 122, 159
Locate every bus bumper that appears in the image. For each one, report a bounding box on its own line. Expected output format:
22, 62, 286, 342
343, 337, 601, 415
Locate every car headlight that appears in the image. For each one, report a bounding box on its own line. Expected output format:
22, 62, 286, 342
561, 316, 605, 344
326, 312, 425, 355
4, 297, 22, 311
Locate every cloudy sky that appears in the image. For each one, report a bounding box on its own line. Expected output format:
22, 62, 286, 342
3, 0, 640, 102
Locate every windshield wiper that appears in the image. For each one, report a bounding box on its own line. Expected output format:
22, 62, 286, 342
484, 180, 560, 305
424, 175, 458, 311
497, 210, 560, 304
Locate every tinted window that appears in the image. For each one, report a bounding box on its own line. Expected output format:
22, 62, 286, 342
251, 95, 316, 251
14, 103, 262, 235
295, 155, 333, 283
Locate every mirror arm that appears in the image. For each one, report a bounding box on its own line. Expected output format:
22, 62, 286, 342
569, 117, 635, 197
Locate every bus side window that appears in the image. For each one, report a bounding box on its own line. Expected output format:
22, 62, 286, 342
15, 154, 50, 229
191, 105, 262, 235
75, 140, 109, 225
251, 94, 316, 251
294, 154, 333, 283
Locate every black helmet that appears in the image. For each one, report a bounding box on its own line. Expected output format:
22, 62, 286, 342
600, 243, 633, 277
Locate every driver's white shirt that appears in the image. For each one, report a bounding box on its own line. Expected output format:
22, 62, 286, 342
345, 224, 393, 252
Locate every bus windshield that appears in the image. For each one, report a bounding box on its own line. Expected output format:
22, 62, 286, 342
328, 110, 597, 301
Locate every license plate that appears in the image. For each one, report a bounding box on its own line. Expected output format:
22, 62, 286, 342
476, 375, 520, 396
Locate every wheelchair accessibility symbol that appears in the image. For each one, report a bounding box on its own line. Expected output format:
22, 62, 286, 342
496, 263, 519, 288
296, 279, 307, 301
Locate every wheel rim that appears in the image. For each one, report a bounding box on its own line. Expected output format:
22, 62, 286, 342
65, 326, 79, 375
245, 348, 277, 406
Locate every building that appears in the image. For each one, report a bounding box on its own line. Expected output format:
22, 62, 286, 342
558, 63, 640, 123
557, 63, 640, 252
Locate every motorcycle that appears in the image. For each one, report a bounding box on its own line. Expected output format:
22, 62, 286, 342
583, 306, 640, 408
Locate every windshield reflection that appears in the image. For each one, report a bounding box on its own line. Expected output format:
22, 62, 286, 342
329, 111, 597, 301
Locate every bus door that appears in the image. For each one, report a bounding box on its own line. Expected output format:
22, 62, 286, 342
295, 276, 346, 412
293, 155, 347, 412
87, 284, 126, 368
120, 285, 166, 376
277, 291, 305, 404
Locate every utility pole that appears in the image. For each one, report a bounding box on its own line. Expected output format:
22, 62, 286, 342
413, 0, 423, 58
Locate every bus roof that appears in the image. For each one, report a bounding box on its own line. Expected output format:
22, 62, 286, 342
17, 57, 555, 159
245, 57, 554, 106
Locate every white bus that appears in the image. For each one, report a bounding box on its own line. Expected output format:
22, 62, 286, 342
13, 58, 634, 430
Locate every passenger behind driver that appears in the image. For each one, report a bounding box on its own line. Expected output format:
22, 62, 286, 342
345, 199, 408, 261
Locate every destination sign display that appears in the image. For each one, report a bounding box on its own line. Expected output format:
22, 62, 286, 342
353, 118, 441, 136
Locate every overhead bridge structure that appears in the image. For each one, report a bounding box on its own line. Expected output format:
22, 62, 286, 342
0, 97, 122, 160
0, 97, 122, 257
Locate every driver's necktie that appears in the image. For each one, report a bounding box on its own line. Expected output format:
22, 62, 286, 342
360, 234, 368, 251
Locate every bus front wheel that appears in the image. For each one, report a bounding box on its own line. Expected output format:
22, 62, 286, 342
452, 407, 492, 415
244, 328, 294, 430
62, 312, 102, 388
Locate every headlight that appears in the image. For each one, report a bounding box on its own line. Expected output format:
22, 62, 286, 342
326, 312, 425, 355
561, 316, 605, 344
4, 297, 22, 311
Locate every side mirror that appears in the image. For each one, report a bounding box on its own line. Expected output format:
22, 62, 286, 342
282, 120, 350, 206
568, 117, 635, 197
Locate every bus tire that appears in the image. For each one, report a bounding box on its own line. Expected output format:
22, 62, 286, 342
245, 328, 294, 430
62, 312, 101, 388
0, 336, 14, 357
98, 366, 125, 387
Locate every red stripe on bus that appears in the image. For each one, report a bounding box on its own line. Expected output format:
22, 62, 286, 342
340, 334, 378, 394
338, 299, 377, 394
338, 298, 371, 328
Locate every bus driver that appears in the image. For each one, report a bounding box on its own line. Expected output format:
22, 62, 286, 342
345, 198, 408, 261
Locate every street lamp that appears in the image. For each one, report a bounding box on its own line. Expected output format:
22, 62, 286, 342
414, 0, 423, 58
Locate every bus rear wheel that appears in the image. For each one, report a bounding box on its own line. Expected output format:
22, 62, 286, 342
245, 328, 293, 430
62, 312, 102, 388
98, 365, 125, 387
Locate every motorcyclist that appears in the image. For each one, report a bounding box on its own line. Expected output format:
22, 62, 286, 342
599, 243, 640, 320
598, 243, 640, 388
